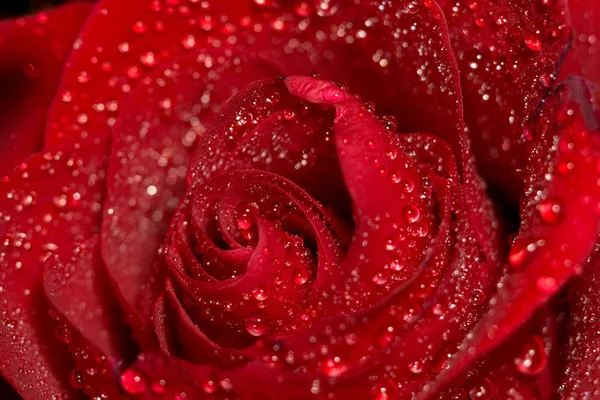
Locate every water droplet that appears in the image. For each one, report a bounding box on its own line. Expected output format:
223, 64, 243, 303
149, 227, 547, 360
381, 115, 398, 132
55, 326, 71, 344
514, 335, 547, 375
117, 42, 130, 54
132, 21, 147, 34
69, 369, 83, 388
252, 286, 269, 301
181, 34, 196, 50
140, 52, 157, 67
120, 368, 147, 394
467, 378, 494, 399
372, 271, 389, 285
21, 192, 37, 207
508, 238, 542, 270
524, 32, 542, 51
537, 197, 564, 224
389, 170, 402, 184
293, 266, 309, 285
402, 179, 414, 194
408, 360, 423, 374
202, 379, 217, 394
376, 326, 395, 347
403, 205, 420, 223
322, 86, 346, 103
471, 289, 485, 305
320, 356, 348, 377
245, 312, 270, 337
536, 276, 557, 293
151, 379, 166, 394
314, 0, 338, 17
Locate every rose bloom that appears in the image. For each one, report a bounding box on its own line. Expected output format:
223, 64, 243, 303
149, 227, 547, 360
1, 0, 600, 399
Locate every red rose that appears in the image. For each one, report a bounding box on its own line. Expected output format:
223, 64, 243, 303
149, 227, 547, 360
1, 1, 600, 399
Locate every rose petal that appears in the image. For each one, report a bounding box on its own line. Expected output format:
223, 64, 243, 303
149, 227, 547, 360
559, 246, 600, 398
44, 0, 258, 149
439, 0, 571, 201
43, 237, 135, 398
100, 49, 279, 341
0, 2, 92, 176
420, 79, 600, 398
0, 146, 106, 399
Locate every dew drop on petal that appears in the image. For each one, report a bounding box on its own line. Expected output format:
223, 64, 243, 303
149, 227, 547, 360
245, 312, 270, 337
536, 276, 557, 293
293, 266, 309, 285
320, 357, 348, 377
403, 205, 420, 223
467, 378, 494, 399
252, 286, 269, 301
202, 379, 217, 394
69, 369, 83, 389
508, 237, 542, 270
537, 197, 564, 224
524, 32, 542, 51
514, 335, 547, 375
120, 368, 147, 394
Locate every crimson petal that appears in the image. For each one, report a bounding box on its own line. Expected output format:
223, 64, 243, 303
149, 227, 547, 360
420, 79, 600, 398
0, 146, 106, 399
43, 237, 135, 399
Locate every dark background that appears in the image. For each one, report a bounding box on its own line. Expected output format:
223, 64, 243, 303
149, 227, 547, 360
0, 1, 71, 16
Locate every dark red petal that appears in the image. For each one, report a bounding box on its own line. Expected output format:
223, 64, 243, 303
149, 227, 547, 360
43, 237, 135, 398
439, 0, 571, 201
420, 79, 600, 398
0, 2, 92, 176
559, 247, 600, 398
0, 146, 106, 399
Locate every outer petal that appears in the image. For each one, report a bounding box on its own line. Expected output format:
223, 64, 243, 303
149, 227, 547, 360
0, 145, 106, 399
44, 0, 258, 149
43, 237, 136, 399
420, 79, 600, 398
0, 2, 92, 176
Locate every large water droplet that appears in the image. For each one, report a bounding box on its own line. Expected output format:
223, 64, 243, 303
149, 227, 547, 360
508, 238, 543, 270
467, 378, 494, 399
293, 266, 309, 285
245, 312, 270, 337
120, 368, 147, 394
403, 205, 420, 223
537, 197, 564, 224
514, 335, 547, 375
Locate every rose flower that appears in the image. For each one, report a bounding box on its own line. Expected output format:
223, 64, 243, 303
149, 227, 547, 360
0, 0, 599, 399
